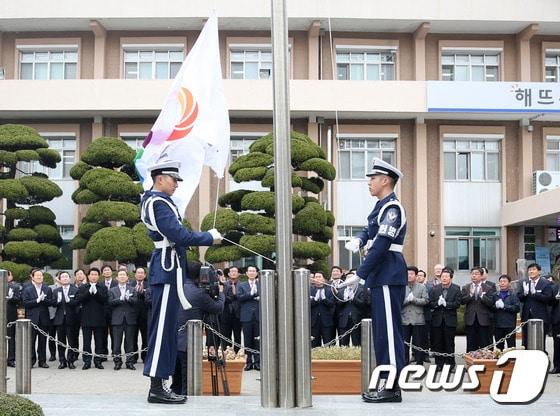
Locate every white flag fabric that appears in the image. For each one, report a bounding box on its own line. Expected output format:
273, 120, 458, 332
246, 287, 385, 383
135, 13, 230, 215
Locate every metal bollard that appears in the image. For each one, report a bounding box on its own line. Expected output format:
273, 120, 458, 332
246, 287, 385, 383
260, 269, 278, 407
361, 318, 375, 393
186, 320, 203, 396
0, 269, 7, 393
293, 269, 312, 408
527, 319, 545, 351
16, 319, 32, 394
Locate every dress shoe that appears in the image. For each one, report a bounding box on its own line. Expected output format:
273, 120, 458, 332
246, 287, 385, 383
362, 388, 402, 403
253, 363, 260, 371
244, 363, 253, 371
82, 363, 91, 370
6, 361, 15, 368
549, 367, 560, 374
58, 362, 67, 370
49, 355, 56, 362
94, 362, 104, 370
147, 377, 186, 404
38, 362, 49, 369
114, 363, 122, 371
126, 363, 136, 370
68, 362, 76, 369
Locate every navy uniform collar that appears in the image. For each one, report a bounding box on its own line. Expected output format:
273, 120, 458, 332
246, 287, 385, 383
379, 192, 397, 204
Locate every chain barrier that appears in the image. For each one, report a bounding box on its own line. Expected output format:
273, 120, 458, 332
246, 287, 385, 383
316, 321, 362, 349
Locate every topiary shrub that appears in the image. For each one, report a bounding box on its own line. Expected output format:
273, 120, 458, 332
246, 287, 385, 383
293, 202, 327, 236
80, 137, 135, 168
0, 261, 33, 282
34, 224, 63, 246
84, 201, 139, 223
17, 175, 63, 204
36, 148, 61, 168
7, 228, 38, 242
293, 241, 331, 260
299, 158, 336, 180
84, 227, 137, 264
200, 209, 239, 234
205, 245, 245, 263
0, 392, 44, 416
15, 149, 39, 162
69, 161, 92, 180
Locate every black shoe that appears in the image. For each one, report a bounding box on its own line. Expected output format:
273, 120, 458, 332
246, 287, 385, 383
114, 363, 122, 371
6, 361, 15, 368
549, 367, 560, 374
244, 364, 253, 371
423, 358, 431, 363
253, 363, 260, 371
147, 378, 186, 404
362, 388, 402, 403
82, 363, 91, 370
94, 362, 104, 370
38, 362, 49, 369
126, 363, 136, 370
68, 362, 76, 369
49, 355, 56, 362
58, 362, 67, 369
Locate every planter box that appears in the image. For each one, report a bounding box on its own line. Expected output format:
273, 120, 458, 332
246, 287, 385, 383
202, 359, 244, 395
463, 355, 514, 394
312, 360, 361, 394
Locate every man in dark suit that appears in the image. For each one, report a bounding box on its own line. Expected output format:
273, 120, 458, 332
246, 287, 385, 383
517, 263, 554, 349
22, 268, 54, 368
490, 274, 520, 350
430, 267, 461, 372
310, 272, 336, 348
219, 266, 242, 354
52, 271, 80, 369
335, 272, 367, 346
131, 267, 149, 364
237, 265, 260, 371
171, 262, 225, 395
109, 269, 138, 370
77, 267, 109, 370
481, 267, 496, 291
461, 267, 495, 352
548, 276, 560, 374
6, 271, 21, 367
100, 265, 117, 361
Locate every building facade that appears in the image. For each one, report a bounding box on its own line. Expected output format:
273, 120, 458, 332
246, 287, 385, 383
1, 0, 560, 284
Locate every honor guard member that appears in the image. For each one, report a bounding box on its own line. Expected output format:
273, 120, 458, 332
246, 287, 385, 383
345, 158, 407, 403
141, 160, 222, 404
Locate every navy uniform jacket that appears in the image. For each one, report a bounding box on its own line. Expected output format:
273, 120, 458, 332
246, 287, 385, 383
141, 190, 213, 285
22, 283, 53, 326
237, 280, 260, 323
310, 286, 335, 328
517, 277, 554, 323
490, 289, 521, 328
177, 278, 225, 352
108, 284, 138, 325
356, 192, 407, 288
52, 285, 80, 326
6, 282, 22, 323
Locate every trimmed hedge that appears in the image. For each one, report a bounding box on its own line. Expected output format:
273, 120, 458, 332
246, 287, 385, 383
84, 226, 137, 263
0, 261, 33, 283
132, 222, 155, 258
293, 241, 331, 260
229, 152, 273, 175
34, 224, 63, 246
301, 177, 324, 194
69, 161, 92, 180
5, 207, 28, 221
239, 235, 275, 257
260, 169, 303, 189
36, 148, 61, 168
293, 202, 327, 236
240, 191, 305, 215
0, 179, 29, 200
72, 187, 103, 204
78, 222, 106, 239
0, 124, 47, 151
233, 166, 268, 183
18, 175, 63, 204
84, 201, 140, 223
80, 167, 143, 199
201, 208, 239, 233
15, 149, 39, 162
218, 189, 254, 211
0, 150, 18, 166
3, 241, 63, 264
81, 137, 136, 168
239, 212, 275, 235
7, 227, 38, 242
326, 210, 335, 227
0, 392, 44, 416
298, 158, 336, 180
70, 235, 88, 250
205, 245, 245, 263
27, 206, 57, 225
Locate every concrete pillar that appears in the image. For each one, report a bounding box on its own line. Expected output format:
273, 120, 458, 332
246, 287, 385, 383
414, 120, 428, 268
516, 24, 539, 82
92, 116, 103, 140
413, 23, 430, 81
520, 123, 533, 198
90, 20, 107, 80
307, 21, 321, 80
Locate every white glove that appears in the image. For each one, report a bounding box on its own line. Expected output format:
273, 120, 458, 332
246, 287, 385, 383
7, 287, 13, 299
530, 282, 536, 295
338, 274, 361, 289
125, 290, 132, 300
320, 289, 326, 300
345, 238, 361, 253
495, 299, 505, 309
89, 283, 97, 295
57, 292, 63, 303
437, 295, 446, 307
523, 281, 529, 295
406, 292, 414, 303
37, 292, 46, 303
208, 228, 223, 241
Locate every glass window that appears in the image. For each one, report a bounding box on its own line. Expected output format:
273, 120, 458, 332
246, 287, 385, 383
337, 137, 396, 180
123, 47, 184, 79
336, 49, 396, 81
120, 135, 146, 150
229, 47, 276, 80
441, 52, 500, 81
544, 52, 560, 82
18, 49, 78, 80
443, 139, 501, 182
337, 226, 363, 270
546, 136, 560, 171
444, 227, 500, 272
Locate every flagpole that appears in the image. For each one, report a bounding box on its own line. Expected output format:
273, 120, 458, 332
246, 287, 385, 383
270, 0, 295, 409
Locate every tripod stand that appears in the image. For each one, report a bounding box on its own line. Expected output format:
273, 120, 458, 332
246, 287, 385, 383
205, 314, 230, 396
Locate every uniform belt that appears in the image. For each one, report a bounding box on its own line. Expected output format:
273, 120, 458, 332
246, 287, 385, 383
154, 240, 174, 249
389, 244, 403, 253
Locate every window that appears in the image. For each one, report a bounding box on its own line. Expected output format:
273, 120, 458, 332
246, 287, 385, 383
230, 47, 273, 80
443, 139, 500, 181
337, 137, 396, 180
524, 226, 536, 261
123, 47, 183, 79
444, 228, 500, 272
545, 52, 560, 82
441, 52, 500, 81
230, 134, 262, 161
20, 135, 76, 179
336, 49, 396, 80
120, 134, 147, 150
19, 49, 78, 80
59, 225, 75, 269
338, 226, 363, 270
546, 136, 560, 171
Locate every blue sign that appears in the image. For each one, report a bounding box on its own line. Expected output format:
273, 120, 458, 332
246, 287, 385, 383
535, 246, 551, 274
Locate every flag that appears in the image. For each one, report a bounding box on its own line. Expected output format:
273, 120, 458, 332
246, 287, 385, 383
135, 13, 230, 215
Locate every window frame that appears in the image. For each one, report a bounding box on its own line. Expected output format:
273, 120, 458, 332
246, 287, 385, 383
440, 49, 501, 82
444, 227, 501, 272
546, 135, 560, 171
438, 41, 504, 82
335, 45, 398, 81
121, 43, 185, 80
16, 40, 81, 80
226, 37, 294, 79
19, 133, 76, 180
336, 134, 397, 181
443, 135, 502, 182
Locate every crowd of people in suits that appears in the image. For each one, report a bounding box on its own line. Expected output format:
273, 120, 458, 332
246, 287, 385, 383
5, 261, 560, 376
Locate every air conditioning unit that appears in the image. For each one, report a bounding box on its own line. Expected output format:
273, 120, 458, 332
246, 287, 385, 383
532, 170, 560, 194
